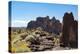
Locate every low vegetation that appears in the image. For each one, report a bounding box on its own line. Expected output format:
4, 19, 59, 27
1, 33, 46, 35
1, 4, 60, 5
9, 27, 70, 53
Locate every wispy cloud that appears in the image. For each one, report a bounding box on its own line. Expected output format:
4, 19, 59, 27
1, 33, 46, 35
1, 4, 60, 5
11, 20, 30, 27
13, 20, 26, 23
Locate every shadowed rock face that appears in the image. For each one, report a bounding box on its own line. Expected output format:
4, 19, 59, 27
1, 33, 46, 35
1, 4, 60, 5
61, 12, 78, 48
27, 16, 62, 35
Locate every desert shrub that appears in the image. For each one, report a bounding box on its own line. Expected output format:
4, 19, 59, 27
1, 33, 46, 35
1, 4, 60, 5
11, 41, 31, 53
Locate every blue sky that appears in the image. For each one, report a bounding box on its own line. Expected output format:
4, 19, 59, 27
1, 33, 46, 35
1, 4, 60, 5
10, 1, 78, 27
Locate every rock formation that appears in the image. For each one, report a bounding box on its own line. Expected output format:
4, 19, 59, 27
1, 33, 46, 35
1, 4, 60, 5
27, 16, 62, 35
61, 12, 78, 48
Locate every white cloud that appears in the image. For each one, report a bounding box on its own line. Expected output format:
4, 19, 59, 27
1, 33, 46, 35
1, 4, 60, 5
11, 20, 30, 27
13, 20, 26, 23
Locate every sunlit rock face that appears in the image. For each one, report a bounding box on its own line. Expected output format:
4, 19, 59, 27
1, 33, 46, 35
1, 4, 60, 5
61, 12, 78, 48
27, 16, 62, 35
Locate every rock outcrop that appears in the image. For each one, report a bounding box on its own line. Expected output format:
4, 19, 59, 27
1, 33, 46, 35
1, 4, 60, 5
27, 16, 62, 35
61, 12, 78, 48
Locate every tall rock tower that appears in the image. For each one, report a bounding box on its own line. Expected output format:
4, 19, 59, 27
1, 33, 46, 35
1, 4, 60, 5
61, 12, 78, 48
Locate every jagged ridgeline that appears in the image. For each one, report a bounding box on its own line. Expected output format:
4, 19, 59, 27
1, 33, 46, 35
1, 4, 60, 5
27, 16, 62, 35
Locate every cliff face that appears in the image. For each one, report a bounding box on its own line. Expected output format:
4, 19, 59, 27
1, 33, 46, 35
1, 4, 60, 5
61, 12, 78, 48
27, 16, 62, 35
